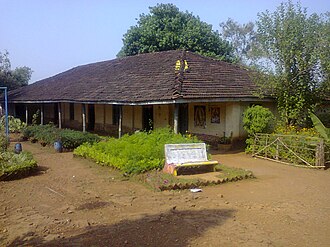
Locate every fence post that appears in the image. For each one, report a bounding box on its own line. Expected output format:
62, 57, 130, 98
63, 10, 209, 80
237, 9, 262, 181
265, 135, 268, 158
275, 137, 279, 160
252, 134, 256, 156
315, 139, 325, 167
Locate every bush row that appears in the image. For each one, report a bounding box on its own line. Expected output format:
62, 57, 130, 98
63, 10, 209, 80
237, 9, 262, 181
22, 124, 101, 150
74, 127, 202, 174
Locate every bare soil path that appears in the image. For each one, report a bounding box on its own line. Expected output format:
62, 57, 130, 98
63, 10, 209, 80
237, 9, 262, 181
1, 142, 330, 246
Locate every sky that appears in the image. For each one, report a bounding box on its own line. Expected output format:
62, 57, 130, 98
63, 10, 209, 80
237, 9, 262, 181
1, 0, 329, 83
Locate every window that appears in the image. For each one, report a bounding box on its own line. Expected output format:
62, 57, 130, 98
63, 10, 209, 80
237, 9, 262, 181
69, 103, 74, 120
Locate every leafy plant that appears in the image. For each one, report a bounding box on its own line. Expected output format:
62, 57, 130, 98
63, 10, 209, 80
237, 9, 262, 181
243, 105, 275, 135
310, 113, 330, 142
0, 115, 27, 133
0, 133, 9, 152
0, 151, 37, 180
74, 127, 202, 174
32, 109, 40, 125
219, 136, 232, 144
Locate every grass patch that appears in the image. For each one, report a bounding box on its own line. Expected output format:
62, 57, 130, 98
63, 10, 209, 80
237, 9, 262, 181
132, 170, 201, 191
215, 165, 254, 180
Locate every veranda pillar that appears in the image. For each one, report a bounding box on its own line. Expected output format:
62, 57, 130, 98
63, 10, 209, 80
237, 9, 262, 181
82, 104, 86, 132
173, 104, 179, 134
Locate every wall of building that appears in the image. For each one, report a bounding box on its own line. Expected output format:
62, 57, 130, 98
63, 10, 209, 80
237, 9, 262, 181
188, 102, 226, 137
154, 104, 170, 129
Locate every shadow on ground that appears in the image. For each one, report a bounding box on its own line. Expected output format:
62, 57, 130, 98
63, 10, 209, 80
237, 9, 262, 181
8, 208, 235, 247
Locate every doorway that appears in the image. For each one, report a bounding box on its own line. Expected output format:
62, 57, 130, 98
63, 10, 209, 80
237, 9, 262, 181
88, 104, 95, 131
178, 104, 188, 134
142, 106, 153, 131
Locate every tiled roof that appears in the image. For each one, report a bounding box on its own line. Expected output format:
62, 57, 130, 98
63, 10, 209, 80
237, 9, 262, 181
9, 50, 266, 104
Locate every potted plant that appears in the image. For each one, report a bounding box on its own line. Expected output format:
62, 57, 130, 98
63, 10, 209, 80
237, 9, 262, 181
218, 135, 232, 152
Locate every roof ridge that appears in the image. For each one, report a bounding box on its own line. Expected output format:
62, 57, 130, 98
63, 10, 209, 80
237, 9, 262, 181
172, 50, 187, 99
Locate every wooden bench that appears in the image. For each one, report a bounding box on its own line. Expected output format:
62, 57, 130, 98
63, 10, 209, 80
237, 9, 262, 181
163, 143, 218, 176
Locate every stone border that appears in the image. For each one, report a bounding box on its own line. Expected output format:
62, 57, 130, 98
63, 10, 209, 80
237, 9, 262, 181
158, 172, 255, 191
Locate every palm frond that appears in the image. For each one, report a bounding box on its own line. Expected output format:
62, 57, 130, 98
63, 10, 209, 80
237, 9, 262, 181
310, 113, 329, 141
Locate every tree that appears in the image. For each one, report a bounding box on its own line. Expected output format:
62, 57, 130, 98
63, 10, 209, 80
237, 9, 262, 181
254, 1, 330, 126
319, 12, 330, 92
117, 4, 235, 62
0, 50, 32, 90
220, 18, 257, 65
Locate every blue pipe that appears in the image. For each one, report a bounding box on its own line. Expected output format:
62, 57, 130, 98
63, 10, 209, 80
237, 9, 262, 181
4, 88, 8, 139
0, 87, 9, 139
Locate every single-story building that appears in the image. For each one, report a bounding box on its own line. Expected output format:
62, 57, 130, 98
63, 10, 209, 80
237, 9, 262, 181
8, 50, 275, 140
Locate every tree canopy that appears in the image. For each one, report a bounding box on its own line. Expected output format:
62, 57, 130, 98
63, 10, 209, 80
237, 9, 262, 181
220, 18, 257, 65
253, 1, 330, 126
117, 4, 235, 62
0, 50, 32, 91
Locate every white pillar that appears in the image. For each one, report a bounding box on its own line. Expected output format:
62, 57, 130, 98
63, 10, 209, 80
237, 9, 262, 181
132, 106, 135, 131
82, 104, 86, 132
174, 104, 179, 134
58, 103, 62, 129
25, 105, 28, 125
40, 104, 44, 125
118, 105, 123, 138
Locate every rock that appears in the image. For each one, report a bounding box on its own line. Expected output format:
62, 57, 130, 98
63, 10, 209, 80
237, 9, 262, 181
67, 210, 73, 214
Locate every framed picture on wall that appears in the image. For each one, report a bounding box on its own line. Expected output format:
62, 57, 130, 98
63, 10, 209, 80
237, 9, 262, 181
210, 107, 220, 123
194, 105, 206, 128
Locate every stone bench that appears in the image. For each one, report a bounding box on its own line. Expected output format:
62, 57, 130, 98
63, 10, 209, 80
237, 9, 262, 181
163, 143, 218, 176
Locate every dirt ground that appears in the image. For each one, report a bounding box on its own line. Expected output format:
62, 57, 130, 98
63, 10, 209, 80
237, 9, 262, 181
1, 141, 330, 247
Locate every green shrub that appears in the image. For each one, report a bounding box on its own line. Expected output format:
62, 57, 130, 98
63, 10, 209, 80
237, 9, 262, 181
22, 124, 100, 149
59, 129, 101, 150
0, 115, 27, 133
74, 127, 202, 174
0, 151, 37, 180
243, 106, 275, 153
243, 105, 275, 136
22, 124, 60, 145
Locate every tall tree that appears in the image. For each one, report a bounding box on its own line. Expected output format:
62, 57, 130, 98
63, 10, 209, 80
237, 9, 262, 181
220, 18, 257, 65
0, 50, 32, 90
254, 1, 329, 126
117, 4, 235, 62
